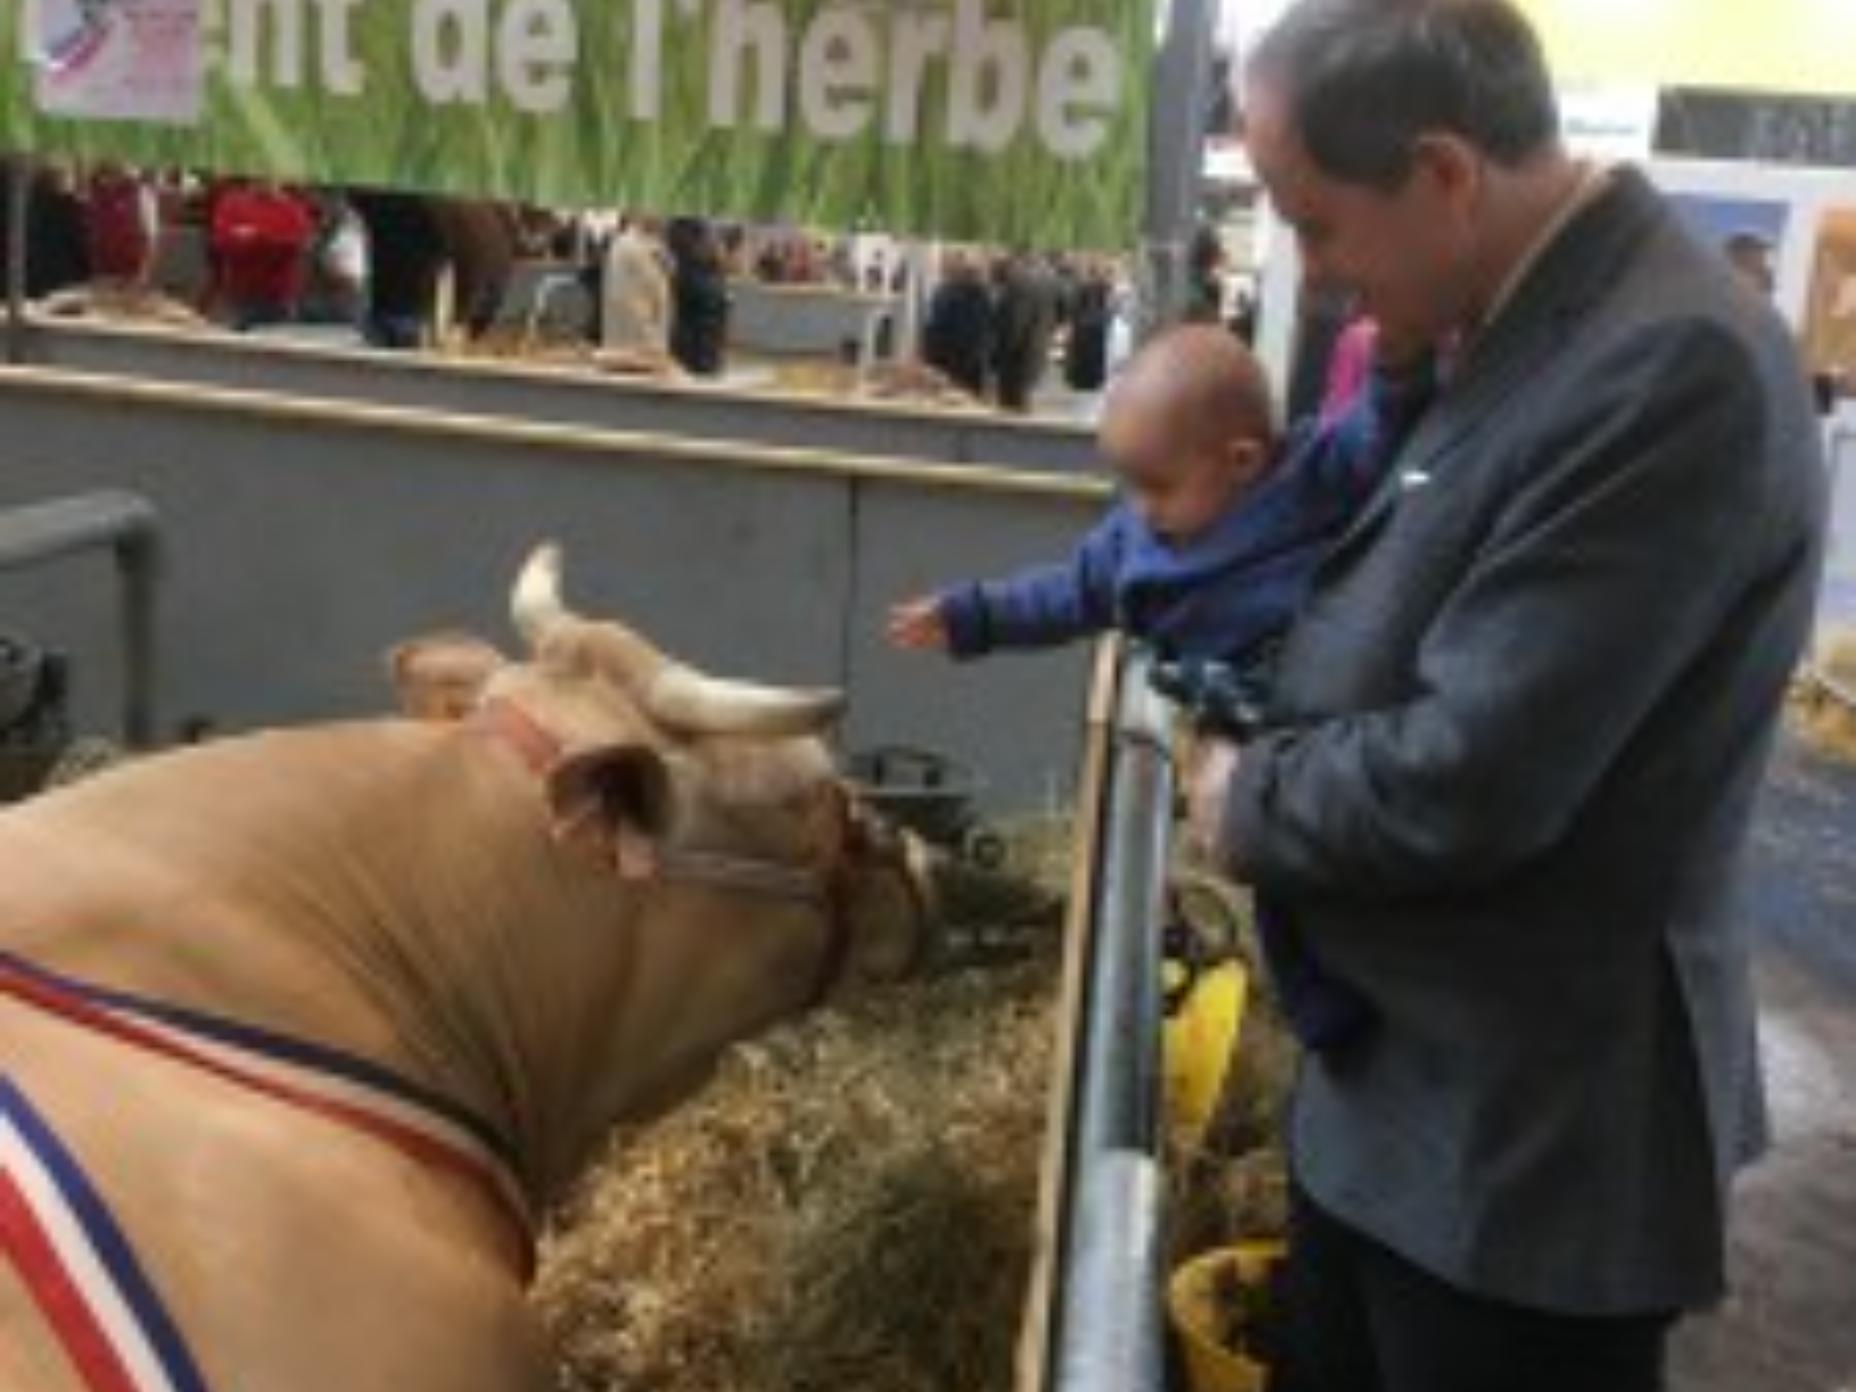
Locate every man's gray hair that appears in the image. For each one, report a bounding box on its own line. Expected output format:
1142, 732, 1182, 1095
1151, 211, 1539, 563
1247, 0, 1561, 190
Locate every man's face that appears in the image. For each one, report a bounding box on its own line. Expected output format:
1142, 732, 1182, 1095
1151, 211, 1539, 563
1246, 83, 1479, 347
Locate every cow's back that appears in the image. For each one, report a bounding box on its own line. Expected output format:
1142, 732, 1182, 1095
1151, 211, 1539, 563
0, 725, 551, 1391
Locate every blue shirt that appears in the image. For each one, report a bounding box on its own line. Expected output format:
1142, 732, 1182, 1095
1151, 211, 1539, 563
939, 362, 1435, 669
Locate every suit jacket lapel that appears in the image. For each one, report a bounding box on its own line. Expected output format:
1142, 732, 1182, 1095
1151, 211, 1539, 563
1315, 168, 1668, 574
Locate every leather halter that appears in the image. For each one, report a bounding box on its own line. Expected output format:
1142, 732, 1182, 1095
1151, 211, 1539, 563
471, 697, 865, 1009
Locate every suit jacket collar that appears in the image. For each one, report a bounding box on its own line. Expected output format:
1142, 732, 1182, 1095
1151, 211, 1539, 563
1324, 167, 1669, 563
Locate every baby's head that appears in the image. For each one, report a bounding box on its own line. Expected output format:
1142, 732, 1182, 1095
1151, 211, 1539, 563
1100, 325, 1276, 541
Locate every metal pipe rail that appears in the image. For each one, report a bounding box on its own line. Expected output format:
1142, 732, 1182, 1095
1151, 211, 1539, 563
1040, 645, 1176, 1392
0, 491, 161, 747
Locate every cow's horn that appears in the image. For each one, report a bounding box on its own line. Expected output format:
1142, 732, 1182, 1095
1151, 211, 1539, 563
512, 542, 573, 644
646, 666, 846, 738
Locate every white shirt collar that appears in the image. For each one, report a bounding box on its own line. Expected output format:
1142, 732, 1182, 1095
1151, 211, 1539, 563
1474, 160, 1613, 340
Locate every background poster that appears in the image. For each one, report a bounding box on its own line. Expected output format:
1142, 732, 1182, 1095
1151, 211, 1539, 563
33, 0, 204, 124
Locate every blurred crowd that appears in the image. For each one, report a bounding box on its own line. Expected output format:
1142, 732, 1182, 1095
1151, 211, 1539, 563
0, 159, 1261, 412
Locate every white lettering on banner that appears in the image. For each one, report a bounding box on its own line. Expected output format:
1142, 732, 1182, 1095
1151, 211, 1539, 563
883, 7, 950, 145
207, 0, 1132, 161
947, 0, 1028, 154
1036, 26, 1116, 159
798, 6, 877, 142
315, 0, 367, 95
227, 0, 304, 88
412, 0, 490, 103
225, 0, 364, 95
709, 0, 785, 132
498, 0, 576, 113
628, 0, 665, 121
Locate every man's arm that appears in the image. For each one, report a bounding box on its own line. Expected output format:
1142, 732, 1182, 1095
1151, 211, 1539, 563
1220, 320, 1802, 898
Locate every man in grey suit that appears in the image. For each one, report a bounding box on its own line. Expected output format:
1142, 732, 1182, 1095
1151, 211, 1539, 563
1187, 2, 1827, 1388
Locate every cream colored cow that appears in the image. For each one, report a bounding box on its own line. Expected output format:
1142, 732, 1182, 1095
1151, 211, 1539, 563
0, 545, 930, 1392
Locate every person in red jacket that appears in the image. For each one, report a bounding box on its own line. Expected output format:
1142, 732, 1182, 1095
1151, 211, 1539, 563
83, 163, 158, 287
209, 179, 314, 330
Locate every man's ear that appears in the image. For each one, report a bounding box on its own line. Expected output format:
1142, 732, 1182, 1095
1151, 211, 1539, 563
545, 744, 678, 880
1409, 132, 1483, 213
387, 634, 507, 720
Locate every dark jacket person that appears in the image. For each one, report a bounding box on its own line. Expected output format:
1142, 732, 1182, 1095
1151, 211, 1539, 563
349, 189, 446, 350
667, 217, 730, 378
922, 253, 995, 398
1187, 3, 1826, 1387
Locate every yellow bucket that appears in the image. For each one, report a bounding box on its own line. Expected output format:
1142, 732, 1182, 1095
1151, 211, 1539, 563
1163, 959, 1248, 1150
1166, 1241, 1285, 1392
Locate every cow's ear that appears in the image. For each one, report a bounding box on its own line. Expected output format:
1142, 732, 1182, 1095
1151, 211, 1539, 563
545, 744, 676, 881
387, 633, 506, 721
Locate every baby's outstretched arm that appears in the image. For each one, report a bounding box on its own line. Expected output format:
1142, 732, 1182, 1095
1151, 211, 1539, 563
889, 512, 1126, 660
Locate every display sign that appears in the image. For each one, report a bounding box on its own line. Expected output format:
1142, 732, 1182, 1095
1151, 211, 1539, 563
1, 0, 1153, 247
1655, 86, 1856, 171
1558, 83, 1656, 163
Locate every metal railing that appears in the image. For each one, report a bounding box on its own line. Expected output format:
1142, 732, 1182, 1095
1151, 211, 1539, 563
0, 491, 161, 746
1038, 645, 1175, 1392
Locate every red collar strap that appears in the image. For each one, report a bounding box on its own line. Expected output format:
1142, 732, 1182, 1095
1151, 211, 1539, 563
473, 696, 562, 776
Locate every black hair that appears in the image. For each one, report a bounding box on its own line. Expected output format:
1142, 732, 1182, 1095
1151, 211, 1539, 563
1247, 0, 1560, 190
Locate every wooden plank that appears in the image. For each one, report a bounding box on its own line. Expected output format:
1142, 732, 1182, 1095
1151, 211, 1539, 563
24, 313, 1097, 439
0, 366, 1112, 501
1015, 637, 1123, 1392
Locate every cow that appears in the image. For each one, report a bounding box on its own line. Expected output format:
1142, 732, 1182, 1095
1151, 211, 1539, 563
0, 544, 934, 1392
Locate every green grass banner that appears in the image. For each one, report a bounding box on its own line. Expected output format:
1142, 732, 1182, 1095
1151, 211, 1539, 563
3, 0, 1153, 248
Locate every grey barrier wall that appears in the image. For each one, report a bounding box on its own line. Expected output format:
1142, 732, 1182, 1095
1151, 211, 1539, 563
22, 319, 1101, 476
0, 368, 1108, 810
727, 283, 896, 358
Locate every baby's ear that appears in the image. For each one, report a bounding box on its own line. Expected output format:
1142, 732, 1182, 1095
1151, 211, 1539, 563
1228, 436, 1272, 482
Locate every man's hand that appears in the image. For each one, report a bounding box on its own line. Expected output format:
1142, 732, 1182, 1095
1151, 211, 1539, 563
886, 596, 950, 652
1184, 737, 1242, 864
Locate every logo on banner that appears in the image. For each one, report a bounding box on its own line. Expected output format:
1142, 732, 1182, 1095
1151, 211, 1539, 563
33, 0, 202, 124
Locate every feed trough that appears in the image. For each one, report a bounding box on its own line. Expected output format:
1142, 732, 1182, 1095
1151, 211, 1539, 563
0, 636, 69, 803
845, 743, 1007, 868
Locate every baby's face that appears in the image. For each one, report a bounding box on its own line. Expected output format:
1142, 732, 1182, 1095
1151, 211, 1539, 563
1103, 412, 1266, 541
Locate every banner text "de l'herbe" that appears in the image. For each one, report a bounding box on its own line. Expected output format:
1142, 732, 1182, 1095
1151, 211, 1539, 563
226, 0, 1125, 160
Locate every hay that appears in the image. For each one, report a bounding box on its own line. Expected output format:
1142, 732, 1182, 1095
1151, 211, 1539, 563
38, 283, 208, 330
536, 955, 1059, 1392
533, 814, 1302, 1390
1792, 634, 1856, 764
1161, 871, 1298, 1265
1166, 990, 1296, 1263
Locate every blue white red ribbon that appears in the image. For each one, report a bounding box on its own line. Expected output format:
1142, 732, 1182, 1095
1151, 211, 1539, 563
0, 1076, 212, 1392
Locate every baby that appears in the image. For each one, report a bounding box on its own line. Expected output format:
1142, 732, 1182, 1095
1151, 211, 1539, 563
890, 324, 1429, 692
888, 322, 1433, 1051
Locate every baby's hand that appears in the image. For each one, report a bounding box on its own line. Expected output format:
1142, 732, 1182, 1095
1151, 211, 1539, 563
887, 596, 950, 652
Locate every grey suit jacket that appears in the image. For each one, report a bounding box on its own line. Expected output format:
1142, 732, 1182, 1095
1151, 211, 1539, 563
1223, 168, 1827, 1315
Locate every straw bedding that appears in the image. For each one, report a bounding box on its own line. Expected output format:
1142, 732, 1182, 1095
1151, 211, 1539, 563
536, 959, 1060, 1392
